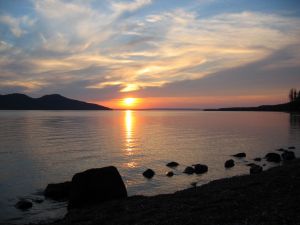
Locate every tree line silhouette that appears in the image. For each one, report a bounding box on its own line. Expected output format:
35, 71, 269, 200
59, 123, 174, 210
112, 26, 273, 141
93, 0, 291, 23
289, 88, 300, 102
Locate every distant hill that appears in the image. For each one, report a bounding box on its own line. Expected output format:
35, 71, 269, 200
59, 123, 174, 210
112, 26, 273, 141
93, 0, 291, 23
204, 100, 300, 112
0, 93, 111, 110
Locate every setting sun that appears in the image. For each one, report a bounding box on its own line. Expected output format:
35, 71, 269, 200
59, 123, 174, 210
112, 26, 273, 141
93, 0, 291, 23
122, 98, 138, 108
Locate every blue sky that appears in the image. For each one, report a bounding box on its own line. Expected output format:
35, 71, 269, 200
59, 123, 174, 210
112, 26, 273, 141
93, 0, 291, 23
0, 0, 300, 108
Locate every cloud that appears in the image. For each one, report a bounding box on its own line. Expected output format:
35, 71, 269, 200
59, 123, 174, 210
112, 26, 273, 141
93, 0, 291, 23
0, 14, 35, 37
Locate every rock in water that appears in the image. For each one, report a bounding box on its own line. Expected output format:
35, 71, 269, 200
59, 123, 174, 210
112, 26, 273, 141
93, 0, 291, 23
143, 169, 155, 179
69, 166, 127, 209
250, 164, 263, 174
166, 171, 174, 177
44, 181, 71, 200
193, 164, 208, 174
166, 161, 179, 167
265, 153, 281, 163
183, 166, 195, 174
288, 146, 296, 150
225, 159, 235, 168
282, 151, 296, 161
15, 200, 32, 210
232, 153, 246, 158
254, 157, 262, 162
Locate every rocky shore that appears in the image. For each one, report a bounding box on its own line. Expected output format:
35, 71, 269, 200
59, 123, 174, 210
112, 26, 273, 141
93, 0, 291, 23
39, 159, 300, 225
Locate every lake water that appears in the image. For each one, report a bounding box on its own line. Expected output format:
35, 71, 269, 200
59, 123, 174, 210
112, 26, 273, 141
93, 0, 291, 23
0, 110, 299, 224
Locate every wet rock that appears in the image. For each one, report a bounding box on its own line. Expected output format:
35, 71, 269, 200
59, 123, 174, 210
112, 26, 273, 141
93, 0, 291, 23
225, 159, 235, 168
166, 171, 174, 177
265, 153, 281, 163
276, 148, 286, 152
250, 164, 263, 174
254, 157, 262, 162
288, 146, 296, 150
143, 169, 155, 179
190, 182, 197, 187
282, 151, 296, 161
183, 166, 195, 175
246, 163, 256, 167
69, 166, 128, 209
44, 181, 71, 200
166, 161, 179, 167
232, 153, 246, 158
193, 164, 208, 174
15, 200, 33, 210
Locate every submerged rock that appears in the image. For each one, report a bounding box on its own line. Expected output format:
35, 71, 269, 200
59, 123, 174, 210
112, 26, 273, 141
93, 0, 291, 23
288, 146, 296, 150
250, 164, 263, 174
44, 181, 71, 200
166, 171, 174, 177
246, 163, 256, 167
15, 200, 32, 210
225, 159, 235, 168
282, 151, 296, 161
254, 157, 262, 162
183, 166, 195, 175
143, 169, 155, 179
265, 153, 281, 163
69, 166, 127, 209
232, 153, 246, 158
166, 161, 179, 167
193, 164, 208, 174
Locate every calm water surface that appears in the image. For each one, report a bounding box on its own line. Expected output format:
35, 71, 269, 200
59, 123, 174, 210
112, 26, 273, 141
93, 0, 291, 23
0, 110, 299, 224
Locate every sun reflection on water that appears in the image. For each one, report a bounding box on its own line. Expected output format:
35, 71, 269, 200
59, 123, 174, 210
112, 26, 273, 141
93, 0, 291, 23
124, 110, 136, 157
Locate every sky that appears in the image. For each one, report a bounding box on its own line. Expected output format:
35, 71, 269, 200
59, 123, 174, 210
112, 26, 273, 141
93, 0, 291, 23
0, 0, 300, 109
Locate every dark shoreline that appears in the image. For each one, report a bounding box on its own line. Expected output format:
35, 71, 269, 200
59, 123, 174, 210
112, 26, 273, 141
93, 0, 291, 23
39, 159, 300, 225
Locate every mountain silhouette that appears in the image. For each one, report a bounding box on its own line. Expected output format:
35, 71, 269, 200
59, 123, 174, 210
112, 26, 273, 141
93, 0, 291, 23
0, 93, 111, 110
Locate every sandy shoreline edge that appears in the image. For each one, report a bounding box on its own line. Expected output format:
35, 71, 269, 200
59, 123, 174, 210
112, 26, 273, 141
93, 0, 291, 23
35, 159, 300, 225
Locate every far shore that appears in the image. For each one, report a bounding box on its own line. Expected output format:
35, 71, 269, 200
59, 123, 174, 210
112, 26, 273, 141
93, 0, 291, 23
40, 159, 300, 225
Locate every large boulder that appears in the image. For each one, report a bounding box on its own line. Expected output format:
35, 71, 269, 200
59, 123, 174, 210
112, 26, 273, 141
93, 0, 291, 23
281, 151, 296, 161
250, 164, 263, 174
166, 161, 179, 168
15, 199, 32, 210
265, 153, 281, 163
69, 166, 127, 209
232, 153, 246, 158
44, 181, 71, 200
193, 164, 208, 174
183, 166, 195, 175
143, 169, 155, 179
225, 159, 235, 168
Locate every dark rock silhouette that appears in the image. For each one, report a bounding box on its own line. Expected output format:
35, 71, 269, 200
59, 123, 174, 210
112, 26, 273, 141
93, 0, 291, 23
69, 166, 127, 209
276, 148, 286, 152
166, 171, 174, 177
253, 157, 262, 162
0, 93, 111, 110
282, 151, 296, 161
15, 200, 33, 210
288, 146, 296, 150
246, 163, 256, 167
232, 153, 246, 158
143, 169, 155, 179
44, 181, 71, 200
166, 161, 179, 167
183, 166, 195, 174
225, 159, 235, 168
193, 164, 208, 174
250, 164, 263, 174
265, 153, 281, 163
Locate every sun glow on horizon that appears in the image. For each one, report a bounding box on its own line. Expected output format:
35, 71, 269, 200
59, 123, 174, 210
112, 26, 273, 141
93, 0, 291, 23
122, 98, 138, 108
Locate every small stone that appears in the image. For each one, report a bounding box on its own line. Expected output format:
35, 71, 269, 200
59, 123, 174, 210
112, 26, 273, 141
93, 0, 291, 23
232, 153, 246, 158
166, 171, 174, 177
282, 151, 295, 161
254, 157, 261, 162
193, 164, 208, 174
166, 161, 179, 167
225, 159, 235, 168
288, 146, 296, 150
143, 169, 155, 179
265, 153, 281, 163
250, 164, 263, 174
183, 166, 195, 174
15, 200, 33, 210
